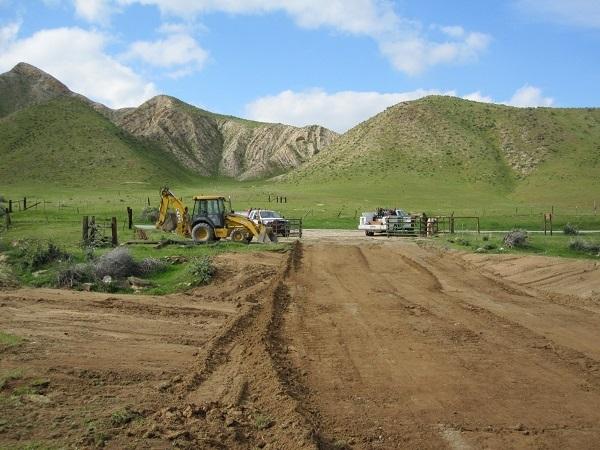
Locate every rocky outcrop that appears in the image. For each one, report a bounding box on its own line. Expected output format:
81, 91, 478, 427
0, 62, 71, 117
114, 95, 337, 179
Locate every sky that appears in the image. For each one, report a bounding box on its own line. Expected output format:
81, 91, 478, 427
0, 0, 599, 132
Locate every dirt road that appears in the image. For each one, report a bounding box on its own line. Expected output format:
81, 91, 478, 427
284, 240, 600, 449
2, 238, 600, 449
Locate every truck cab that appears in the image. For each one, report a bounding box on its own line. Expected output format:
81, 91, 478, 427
245, 209, 290, 236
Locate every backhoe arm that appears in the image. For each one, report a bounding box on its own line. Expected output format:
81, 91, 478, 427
156, 187, 191, 237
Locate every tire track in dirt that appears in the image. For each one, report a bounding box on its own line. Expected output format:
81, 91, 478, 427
135, 242, 321, 449
385, 249, 600, 395
282, 241, 600, 449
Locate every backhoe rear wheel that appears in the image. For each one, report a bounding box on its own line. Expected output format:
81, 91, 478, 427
192, 223, 215, 243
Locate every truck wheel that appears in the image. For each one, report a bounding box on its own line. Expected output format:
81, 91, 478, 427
230, 228, 248, 243
365, 231, 374, 236
192, 223, 214, 243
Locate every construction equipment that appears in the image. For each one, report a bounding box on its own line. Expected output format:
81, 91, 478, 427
156, 187, 277, 244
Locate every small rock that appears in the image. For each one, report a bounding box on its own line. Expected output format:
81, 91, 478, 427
513, 423, 525, 431
102, 275, 112, 284
225, 417, 238, 427
128, 276, 154, 287
24, 394, 52, 405
171, 375, 182, 383
165, 430, 190, 441
81, 282, 93, 292
182, 406, 194, 418
158, 381, 171, 392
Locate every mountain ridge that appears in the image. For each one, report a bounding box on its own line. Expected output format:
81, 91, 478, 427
0, 63, 338, 181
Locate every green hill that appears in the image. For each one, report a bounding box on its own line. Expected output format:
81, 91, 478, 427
0, 96, 196, 188
283, 96, 600, 206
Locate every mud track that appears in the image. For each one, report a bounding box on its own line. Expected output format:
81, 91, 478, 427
2, 239, 600, 449
283, 241, 600, 449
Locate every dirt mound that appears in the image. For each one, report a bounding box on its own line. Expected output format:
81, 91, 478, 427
0, 249, 318, 449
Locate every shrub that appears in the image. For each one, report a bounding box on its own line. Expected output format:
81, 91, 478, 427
563, 223, 579, 235
503, 230, 528, 248
138, 257, 166, 275
139, 206, 159, 223
17, 241, 71, 270
93, 247, 139, 279
188, 256, 215, 285
110, 408, 141, 426
56, 263, 96, 288
569, 238, 600, 254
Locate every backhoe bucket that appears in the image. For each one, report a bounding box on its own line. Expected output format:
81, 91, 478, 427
256, 227, 278, 244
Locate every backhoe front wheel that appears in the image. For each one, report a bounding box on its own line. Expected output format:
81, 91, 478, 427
192, 223, 215, 243
230, 228, 249, 243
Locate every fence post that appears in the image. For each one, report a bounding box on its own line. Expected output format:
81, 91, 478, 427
90, 216, 96, 242
477, 217, 480, 235
450, 212, 455, 234
111, 217, 118, 246
8, 200, 12, 213
4, 208, 10, 230
82, 216, 89, 244
127, 207, 133, 229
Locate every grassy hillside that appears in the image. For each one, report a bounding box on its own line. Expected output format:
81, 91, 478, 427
0, 96, 197, 188
284, 96, 600, 206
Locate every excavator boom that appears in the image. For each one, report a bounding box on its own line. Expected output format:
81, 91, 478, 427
156, 187, 191, 237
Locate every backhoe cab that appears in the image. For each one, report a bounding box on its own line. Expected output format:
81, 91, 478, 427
156, 188, 277, 244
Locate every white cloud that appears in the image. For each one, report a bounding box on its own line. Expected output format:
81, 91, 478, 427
516, 0, 600, 28
124, 32, 208, 77
73, 0, 116, 24
0, 23, 157, 108
113, 0, 490, 75
507, 85, 554, 107
245, 85, 555, 132
245, 88, 456, 132
462, 91, 493, 103
380, 31, 490, 75
440, 25, 465, 38
0, 21, 19, 49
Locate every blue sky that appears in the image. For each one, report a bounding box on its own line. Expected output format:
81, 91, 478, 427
0, 0, 599, 131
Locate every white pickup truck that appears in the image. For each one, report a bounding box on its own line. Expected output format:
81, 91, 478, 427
238, 209, 291, 237
358, 208, 413, 236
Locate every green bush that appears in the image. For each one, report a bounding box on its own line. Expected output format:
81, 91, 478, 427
188, 256, 215, 285
139, 206, 159, 223
16, 240, 71, 270
503, 230, 528, 248
569, 238, 600, 254
563, 223, 579, 235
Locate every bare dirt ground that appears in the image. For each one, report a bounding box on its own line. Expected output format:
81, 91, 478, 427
2, 234, 600, 449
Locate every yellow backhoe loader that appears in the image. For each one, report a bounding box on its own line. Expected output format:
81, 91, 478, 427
156, 187, 277, 244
